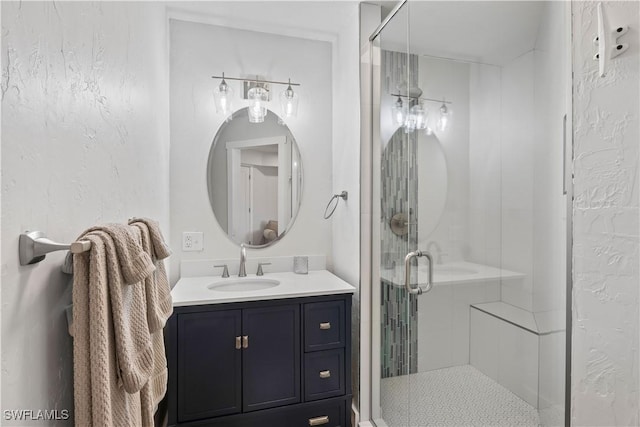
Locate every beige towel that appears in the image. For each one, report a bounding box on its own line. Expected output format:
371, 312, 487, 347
129, 218, 173, 424
73, 231, 145, 427
129, 217, 173, 332
72, 224, 158, 427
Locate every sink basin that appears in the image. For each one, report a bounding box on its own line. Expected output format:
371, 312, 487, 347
208, 278, 281, 292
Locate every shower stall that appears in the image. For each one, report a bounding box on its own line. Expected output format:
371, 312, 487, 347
364, 1, 572, 426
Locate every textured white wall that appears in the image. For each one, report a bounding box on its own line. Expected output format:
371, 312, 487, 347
572, 1, 640, 425
169, 20, 333, 284
1, 1, 169, 423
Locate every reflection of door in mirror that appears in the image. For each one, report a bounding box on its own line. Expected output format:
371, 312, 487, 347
226, 136, 294, 245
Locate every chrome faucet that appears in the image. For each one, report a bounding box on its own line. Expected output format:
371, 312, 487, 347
239, 243, 247, 277
426, 241, 444, 264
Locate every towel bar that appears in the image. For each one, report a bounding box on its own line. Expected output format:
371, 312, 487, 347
19, 230, 91, 265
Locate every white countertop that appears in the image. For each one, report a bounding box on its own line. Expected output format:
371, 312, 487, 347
171, 270, 355, 307
380, 261, 524, 287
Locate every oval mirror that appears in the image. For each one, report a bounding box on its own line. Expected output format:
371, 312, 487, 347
207, 108, 303, 248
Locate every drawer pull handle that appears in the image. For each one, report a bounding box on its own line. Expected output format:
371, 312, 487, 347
320, 322, 331, 330
242, 335, 249, 349
319, 370, 331, 379
309, 416, 329, 426
235, 336, 241, 350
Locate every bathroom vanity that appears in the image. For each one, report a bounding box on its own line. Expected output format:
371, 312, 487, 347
167, 271, 354, 427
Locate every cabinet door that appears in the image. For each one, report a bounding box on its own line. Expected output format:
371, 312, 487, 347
177, 310, 242, 422
242, 304, 301, 412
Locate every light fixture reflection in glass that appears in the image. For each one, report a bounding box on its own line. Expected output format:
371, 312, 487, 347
248, 87, 268, 123
391, 97, 406, 127
280, 80, 299, 118
411, 103, 428, 130
437, 103, 451, 132
213, 73, 233, 116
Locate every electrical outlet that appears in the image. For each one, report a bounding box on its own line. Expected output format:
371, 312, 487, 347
182, 232, 203, 251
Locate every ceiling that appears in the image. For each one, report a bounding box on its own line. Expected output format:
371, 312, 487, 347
166, 1, 359, 41
377, 1, 546, 66
166, 1, 546, 66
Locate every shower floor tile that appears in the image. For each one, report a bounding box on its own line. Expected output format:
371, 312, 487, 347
380, 365, 541, 427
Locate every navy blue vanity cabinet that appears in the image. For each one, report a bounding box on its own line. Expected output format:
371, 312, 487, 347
167, 294, 352, 427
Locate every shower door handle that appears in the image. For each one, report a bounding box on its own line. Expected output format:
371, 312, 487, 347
404, 250, 433, 295
563, 114, 568, 196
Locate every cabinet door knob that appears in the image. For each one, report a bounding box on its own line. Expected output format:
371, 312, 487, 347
235, 336, 241, 350
319, 370, 331, 379
319, 322, 331, 330
242, 335, 249, 349
309, 416, 329, 426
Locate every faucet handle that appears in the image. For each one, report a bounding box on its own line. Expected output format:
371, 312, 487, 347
256, 262, 271, 276
214, 264, 229, 278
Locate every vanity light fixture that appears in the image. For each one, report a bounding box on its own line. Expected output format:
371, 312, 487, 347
391, 93, 452, 135
211, 73, 302, 123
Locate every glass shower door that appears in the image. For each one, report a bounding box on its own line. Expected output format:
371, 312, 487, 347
372, 3, 422, 425
372, 2, 569, 426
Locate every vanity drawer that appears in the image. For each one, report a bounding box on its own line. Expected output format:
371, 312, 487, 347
293, 396, 348, 427
304, 349, 345, 401
174, 396, 349, 427
304, 301, 346, 352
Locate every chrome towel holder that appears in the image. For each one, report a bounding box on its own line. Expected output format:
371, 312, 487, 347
19, 230, 91, 266
323, 191, 348, 219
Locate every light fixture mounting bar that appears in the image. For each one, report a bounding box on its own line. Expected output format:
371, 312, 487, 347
390, 93, 452, 105
211, 75, 301, 87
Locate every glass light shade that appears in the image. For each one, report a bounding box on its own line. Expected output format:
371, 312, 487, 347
391, 97, 406, 127
213, 79, 233, 116
280, 85, 299, 118
404, 111, 416, 134
248, 87, 268, 123
411, 103, 428, 130
437, 103, 451, 132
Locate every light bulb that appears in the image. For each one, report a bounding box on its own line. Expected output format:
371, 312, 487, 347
411, 103, 428, 130
248, 87, 268, 123
391, 97, 406, 127
437, 103, 450, 132
213, 74, 234, 116
280, 80, 299, 118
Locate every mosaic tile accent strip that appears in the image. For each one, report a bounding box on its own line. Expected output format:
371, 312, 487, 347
380, 50, 420, 379
381, 279, 418, 378
382, 50, 419, 96
380, 365, 541, 426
